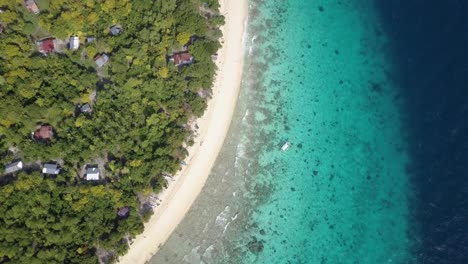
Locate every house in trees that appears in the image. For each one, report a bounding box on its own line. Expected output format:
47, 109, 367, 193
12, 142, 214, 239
117, 206, 130, 218
85, 36, 96, 44
24, 0, 40, 14
36, 38, 57, 54
109, 25, 123, 36
69, 36, 80, 50
85, 165, 100, 181
33, 125, 53, 140
4, 160, 23, 175
42, 163, 60, 175
80, 104, 92, 114
171, 51, 194, 67
94, 53, 109, 68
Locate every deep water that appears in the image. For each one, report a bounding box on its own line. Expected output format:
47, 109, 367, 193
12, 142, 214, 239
150, 1, 467, 264
375, 1, 468, 263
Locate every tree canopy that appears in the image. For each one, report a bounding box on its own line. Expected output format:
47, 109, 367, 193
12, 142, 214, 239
0, 0, 223, 262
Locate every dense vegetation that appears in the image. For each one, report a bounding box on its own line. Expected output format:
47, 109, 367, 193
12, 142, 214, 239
0, 0, 223, 263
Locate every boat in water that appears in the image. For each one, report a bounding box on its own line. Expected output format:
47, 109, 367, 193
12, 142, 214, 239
281, 141, 291, 151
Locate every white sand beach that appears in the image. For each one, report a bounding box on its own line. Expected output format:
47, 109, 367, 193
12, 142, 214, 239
117, 1, 248, 263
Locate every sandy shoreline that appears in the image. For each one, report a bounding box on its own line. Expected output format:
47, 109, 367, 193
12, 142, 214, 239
117, 1, 248, 263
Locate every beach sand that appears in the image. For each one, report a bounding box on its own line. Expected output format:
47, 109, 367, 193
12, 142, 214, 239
117, 1, 248, 263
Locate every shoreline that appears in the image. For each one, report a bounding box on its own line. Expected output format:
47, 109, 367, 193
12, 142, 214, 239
117, 0, 248, 263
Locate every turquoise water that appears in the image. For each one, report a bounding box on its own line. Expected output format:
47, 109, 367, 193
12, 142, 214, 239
151, 0, 415, 263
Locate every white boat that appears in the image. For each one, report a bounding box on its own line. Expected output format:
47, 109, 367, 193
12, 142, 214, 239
281, 141, 291, 151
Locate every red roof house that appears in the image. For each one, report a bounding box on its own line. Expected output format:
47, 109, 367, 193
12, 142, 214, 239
33, 125, 53, 140
172, 52, 194, 67
37, 38, 56, 54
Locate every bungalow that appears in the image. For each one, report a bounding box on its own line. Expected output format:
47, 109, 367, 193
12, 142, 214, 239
109, 25, 123, 36
37, 38, 56, 54
80, 103, 92, 114
171, 51, 194, 67
94, 53, 109, 68
85, 36, 96, 44
4, 160, 23, 174
69, 36, 80, 50
42, 163, 60, 175
86, 166, 100, 181
24, 0, 40, 14
33, 125, 53, 140
117, 206, 130, 218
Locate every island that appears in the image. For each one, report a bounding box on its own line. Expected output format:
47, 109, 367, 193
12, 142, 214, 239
0, 0, 227, 263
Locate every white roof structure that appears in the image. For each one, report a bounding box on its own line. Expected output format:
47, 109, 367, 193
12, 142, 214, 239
69, 36, 80, 50
85, 36, 96, 44
42, 163, 60, 175
5, 160, 23, 174
94, 54, 109, 68
109, 25, 123, 36
86, 167, 100, 181
80, 103, 92, 113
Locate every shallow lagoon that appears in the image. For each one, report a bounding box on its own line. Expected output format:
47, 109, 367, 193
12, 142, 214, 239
151, 1, 415, 263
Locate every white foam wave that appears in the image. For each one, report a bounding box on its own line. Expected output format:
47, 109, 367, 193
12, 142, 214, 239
202, 222, 210, 233
234, 141, 248, 171
223, 222, 230, 234
231, 213, 238, 221
249, 35, 257, 55
183, 246, 201, 264
251, 34, 258, 43
215, 206, 231, 227
202, 245, 215, 261
242, 109, 250, 122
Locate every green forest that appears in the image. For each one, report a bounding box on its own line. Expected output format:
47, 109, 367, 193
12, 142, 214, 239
0, 0, 224, 263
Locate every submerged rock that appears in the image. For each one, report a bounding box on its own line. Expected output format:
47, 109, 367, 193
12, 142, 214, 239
248, 237, 264, 253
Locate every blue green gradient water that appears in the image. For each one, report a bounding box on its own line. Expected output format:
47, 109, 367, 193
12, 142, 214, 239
150, 0, 415, 263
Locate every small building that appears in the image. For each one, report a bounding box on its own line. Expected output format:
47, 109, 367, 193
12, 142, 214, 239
33, 125, 53, 140
109, 25, 123, 36
85, 36, 96, 44
94, 54, 109, 68
117, 206, 130, 218
80, 104, 92, 114
5, 160, 23, 174
37, 38, 56, 54
69, 36, 80, 50
33, 125, 53, 141
171, 52, 194, 67
24, 0, 40, 14
86, 166, 100, 181
42, 163, 60, 175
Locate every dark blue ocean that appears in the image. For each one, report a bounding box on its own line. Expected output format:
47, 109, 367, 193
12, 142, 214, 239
377, 1, 468, 263
150, 1, 468, 263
